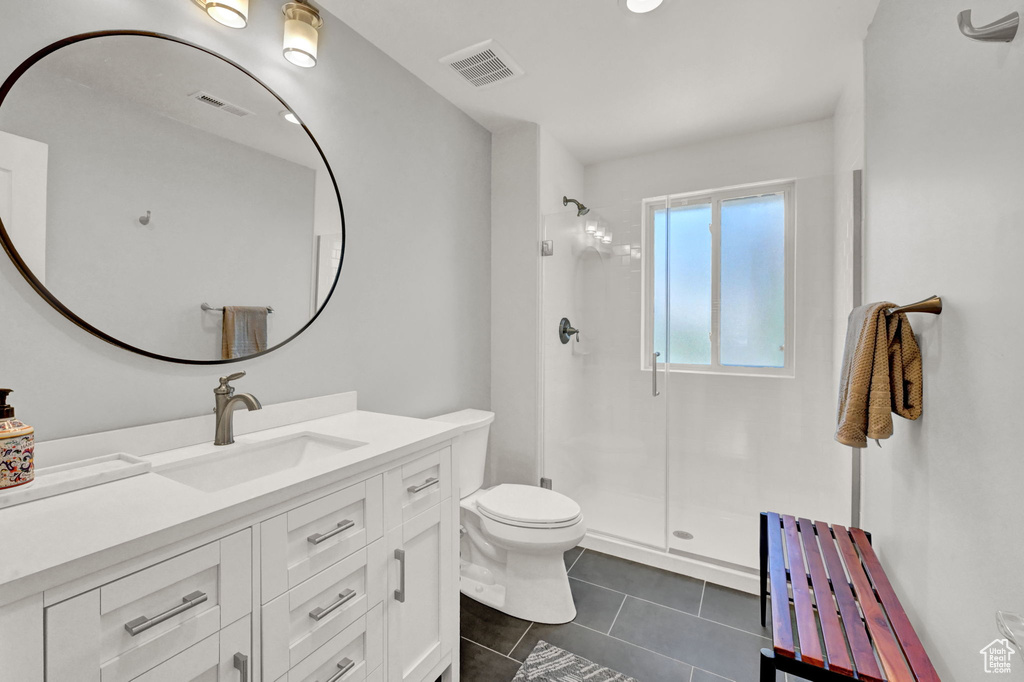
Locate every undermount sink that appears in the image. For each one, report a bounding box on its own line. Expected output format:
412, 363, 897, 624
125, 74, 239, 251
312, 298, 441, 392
155, 432, 367, 493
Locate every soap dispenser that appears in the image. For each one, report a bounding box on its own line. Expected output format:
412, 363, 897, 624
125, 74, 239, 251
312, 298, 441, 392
0, 389, 34, 490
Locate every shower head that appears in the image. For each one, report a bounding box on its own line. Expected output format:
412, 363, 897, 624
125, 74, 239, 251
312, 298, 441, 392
563, 196, 590, 217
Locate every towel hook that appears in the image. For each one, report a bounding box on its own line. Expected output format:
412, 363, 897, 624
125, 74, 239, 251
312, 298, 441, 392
138, 210, 151, 226
957, 9, 1019, 42
886, 295, 942, 316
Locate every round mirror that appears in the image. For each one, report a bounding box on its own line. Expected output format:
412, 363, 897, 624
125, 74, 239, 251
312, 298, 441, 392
0, 32, 345, 363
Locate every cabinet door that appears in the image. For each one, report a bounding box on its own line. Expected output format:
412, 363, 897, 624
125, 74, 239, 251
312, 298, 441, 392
386, 498, 452, 682
129, 615, 250, 682
46, 530, 251, 682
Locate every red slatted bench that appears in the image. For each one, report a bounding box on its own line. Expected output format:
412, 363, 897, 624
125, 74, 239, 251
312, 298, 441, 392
759, 513, 941, 682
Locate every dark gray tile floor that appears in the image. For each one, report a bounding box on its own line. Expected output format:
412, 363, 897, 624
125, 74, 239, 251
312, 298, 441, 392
459, 547, 804, 682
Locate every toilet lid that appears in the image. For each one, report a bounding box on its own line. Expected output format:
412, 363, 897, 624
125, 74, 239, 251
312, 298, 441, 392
476, 484, 581, 525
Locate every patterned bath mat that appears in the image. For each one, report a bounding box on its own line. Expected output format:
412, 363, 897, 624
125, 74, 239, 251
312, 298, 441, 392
512, 640, 638, 681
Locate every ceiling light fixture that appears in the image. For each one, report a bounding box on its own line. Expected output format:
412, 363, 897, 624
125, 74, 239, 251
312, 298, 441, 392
623, 0, 664, 14
280, 110, 301, 124
282, 1, 323, 68
191, 0, 249, 28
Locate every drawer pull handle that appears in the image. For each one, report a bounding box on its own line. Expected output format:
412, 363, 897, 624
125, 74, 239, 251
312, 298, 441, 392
309, 588, 357, 621
324, 657, 356, 682
233, 652, 249, 682
407, 476, 439, 494
307, 519, 356, 545
123, 590, 208, 636
394, 548, 406, 603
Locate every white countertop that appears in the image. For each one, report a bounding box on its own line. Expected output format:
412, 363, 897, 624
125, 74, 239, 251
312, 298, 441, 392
0, 408, 463, 605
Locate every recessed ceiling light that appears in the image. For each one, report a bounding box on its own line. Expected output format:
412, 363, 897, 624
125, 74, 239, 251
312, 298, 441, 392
623, 0, 664, 14
280, 110, 301, 124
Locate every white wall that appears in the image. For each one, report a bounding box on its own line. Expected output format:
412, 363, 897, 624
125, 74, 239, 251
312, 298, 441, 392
489, 124, 584, 487
832, 49, 865, 397
0, 0, 491, 447
583, 119, 852, 567
862, 0, 1024, 677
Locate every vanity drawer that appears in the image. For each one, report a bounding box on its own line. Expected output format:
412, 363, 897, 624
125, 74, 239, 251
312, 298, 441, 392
129, 615, 249, 682
263, 539, 386, 682
262, 477, 383, 602
384, 447, 451, 528
273, 603, 383, 682
46, 529, 252, 682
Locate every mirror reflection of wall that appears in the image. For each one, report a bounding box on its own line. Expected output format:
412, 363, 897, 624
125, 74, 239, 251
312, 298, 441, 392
0, 33, 344, 362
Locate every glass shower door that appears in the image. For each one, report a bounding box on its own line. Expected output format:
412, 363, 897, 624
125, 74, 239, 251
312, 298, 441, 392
541, 200, 669, 549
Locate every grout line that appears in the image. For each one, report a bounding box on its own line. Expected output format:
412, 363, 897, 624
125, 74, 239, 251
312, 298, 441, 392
688, 665, 694, 682
460, 636, 522, 664
566, 547, 586, 573
606, 593, 627, 635
508, 622, 533, 659
697, 580, 707, 617
569, 620, 705, 670
568, 576, 627, 598
566, 581, 770, 640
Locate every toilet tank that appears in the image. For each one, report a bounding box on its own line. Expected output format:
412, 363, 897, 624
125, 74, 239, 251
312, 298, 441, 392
429, 409, 495, 498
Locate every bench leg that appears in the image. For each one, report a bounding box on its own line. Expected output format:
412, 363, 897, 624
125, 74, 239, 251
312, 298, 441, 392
759, 512, 768, 627
760, 647, 776, 682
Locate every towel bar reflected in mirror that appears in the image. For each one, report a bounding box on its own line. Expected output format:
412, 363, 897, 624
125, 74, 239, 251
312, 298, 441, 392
201, 302, 275, 314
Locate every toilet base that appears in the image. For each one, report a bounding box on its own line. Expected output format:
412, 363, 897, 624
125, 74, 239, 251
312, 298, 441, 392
460, 553, 577, 624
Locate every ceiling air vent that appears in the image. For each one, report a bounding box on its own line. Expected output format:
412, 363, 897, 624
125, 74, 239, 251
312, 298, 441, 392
440, 40, 524, 89
189, 91, 254, 117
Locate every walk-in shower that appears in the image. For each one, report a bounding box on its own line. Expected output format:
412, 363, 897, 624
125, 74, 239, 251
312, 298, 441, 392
540, 197, 849, 590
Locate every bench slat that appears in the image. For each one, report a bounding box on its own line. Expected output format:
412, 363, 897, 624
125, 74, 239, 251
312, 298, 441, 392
851, 528, 941, 682
834, 524, 915, 682
782, 515, 823, 666
766, 512, 795, 657
815, 521, 884, 682
798, 517, 853, 676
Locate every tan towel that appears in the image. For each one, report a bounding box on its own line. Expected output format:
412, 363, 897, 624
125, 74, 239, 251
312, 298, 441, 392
221, 306, 268, 360
835, 302, 923, 447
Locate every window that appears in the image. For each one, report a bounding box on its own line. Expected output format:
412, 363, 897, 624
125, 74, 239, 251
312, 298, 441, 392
643, 182, 794, 376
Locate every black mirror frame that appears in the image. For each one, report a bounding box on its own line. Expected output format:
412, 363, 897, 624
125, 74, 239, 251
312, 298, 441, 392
0, 30, 346, 364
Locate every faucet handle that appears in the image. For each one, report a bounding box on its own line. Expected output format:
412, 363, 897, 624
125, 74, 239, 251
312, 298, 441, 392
216, 371, 246, 394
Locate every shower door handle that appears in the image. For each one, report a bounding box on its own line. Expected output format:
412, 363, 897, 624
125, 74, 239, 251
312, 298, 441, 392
652, 352, 661, 397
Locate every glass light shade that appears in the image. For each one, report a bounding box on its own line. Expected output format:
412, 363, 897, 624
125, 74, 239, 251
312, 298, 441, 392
282, 3, 323, 68
203, 0, 248, 28
595, 226, 605, 239
602, 232, 613, 244
585, 220, 598, 234
625, 0, 664, 13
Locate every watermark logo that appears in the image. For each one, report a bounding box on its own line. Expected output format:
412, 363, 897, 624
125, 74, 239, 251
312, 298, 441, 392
980, 638, 1016, 674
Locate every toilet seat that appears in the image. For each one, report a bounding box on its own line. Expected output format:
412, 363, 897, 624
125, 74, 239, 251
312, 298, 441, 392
476, 484, 582, 529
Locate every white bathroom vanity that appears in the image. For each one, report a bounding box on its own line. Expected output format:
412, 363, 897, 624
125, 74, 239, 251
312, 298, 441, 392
0, 392, 462, 682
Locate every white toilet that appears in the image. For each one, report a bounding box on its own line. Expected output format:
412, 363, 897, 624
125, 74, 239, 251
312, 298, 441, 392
431, 409, 586, 624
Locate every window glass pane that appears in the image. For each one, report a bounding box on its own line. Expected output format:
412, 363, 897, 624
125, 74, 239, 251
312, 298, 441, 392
720, 193, 785, 368
667, 204, 712, 365
652, 208, 667, 361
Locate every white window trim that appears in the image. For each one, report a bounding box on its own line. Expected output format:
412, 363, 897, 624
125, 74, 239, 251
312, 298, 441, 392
640, 180, 796, 378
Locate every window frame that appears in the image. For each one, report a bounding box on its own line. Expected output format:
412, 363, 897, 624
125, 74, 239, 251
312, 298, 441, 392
641, 180, 796, 378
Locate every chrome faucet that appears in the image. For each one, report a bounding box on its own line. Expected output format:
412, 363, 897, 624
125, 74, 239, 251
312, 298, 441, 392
213, 371, 262, 446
